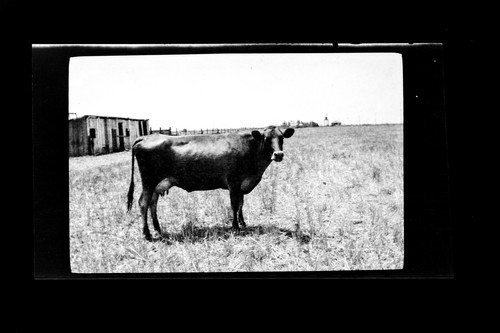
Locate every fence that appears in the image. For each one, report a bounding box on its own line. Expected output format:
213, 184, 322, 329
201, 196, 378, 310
149, 127, 248, 136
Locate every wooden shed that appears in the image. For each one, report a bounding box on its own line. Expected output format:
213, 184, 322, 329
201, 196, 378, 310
68, 115, 149, 157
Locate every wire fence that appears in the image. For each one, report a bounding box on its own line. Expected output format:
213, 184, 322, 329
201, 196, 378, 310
149, 127, 253, 136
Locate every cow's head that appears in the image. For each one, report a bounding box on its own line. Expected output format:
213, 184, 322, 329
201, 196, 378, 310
252, 126, 295, 162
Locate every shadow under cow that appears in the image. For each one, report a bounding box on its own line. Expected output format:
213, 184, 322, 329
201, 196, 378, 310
153, 223, 311, 244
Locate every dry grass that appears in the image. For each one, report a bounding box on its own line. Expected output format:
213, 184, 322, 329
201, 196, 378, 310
70, 124, 403, 273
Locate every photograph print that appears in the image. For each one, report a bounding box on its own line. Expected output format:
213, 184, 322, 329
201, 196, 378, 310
68, 50, 404, 273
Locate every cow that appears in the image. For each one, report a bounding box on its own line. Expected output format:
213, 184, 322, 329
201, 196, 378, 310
127, 125, 295, 241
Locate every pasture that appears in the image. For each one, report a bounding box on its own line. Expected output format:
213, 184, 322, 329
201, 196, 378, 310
70, 124, 403, 273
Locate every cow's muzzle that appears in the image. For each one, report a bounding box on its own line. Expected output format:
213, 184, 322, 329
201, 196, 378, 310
271, 151, 284, 162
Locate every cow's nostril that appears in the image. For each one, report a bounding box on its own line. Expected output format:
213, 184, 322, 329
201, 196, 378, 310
273, 151, 284, 161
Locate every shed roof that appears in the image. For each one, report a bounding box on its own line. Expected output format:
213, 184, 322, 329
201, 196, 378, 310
69, 115, 149, 122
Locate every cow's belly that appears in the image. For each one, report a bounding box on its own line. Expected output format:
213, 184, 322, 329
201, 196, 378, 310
171, 171, 228, 192
177, 181, 227, 192
165, 154, 229, 191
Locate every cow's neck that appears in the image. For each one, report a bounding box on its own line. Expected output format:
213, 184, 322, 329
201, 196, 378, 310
256, 158, 271, 175
253, 149, 272, 176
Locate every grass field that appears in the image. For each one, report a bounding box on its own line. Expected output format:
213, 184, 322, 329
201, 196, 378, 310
70, 124, 403, 273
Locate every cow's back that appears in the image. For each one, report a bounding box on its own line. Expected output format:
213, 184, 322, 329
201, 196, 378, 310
134, 133, 258, 191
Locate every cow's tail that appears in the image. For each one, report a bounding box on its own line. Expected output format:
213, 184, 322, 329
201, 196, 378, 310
127, 145, 136, 212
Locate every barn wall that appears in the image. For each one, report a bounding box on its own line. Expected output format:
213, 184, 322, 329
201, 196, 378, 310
87, 117, 103, 155
128, 119, 149, 145
128, 119, 148, 145
69, 116, 148, 157
68, 119, 77, 156
109, 118, 119, 153
133, 120, 141, 138
68, 117, 88, 157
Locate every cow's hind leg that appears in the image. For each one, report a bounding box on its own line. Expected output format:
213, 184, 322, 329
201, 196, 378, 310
139, 189, 153, 241
150, 178, 172, 237
150, 192, 162, 236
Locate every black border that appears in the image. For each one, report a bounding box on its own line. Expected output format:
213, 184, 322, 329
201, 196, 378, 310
33, 43, 453, 279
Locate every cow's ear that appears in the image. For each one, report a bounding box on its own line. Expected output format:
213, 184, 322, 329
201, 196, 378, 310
283, 128, 295, 138
251, 130, 262, 141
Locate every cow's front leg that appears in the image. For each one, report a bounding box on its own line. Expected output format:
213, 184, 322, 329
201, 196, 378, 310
237, 193, 246, 228
229, 189, 241, 230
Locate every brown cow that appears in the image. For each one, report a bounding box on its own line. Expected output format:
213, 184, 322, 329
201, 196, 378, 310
127, 126, 295, 240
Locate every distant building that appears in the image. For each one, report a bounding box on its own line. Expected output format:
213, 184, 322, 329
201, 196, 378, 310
324, 114, 329, 127
289, 120, 304, 128
69, 115, 149, 157
331, 121, 341, 126
287, 120, 319, 128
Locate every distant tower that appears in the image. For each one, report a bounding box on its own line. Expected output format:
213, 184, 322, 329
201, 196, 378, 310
324, 114, 329, 127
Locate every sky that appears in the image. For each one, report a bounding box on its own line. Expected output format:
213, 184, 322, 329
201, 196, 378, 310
69, 52, 403, 130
